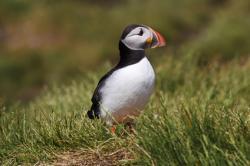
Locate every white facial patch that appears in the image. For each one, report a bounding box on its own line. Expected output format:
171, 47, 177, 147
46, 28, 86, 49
121, 27, 153, 50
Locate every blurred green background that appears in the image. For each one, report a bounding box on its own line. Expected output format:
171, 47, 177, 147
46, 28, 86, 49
0, 0, 249, 104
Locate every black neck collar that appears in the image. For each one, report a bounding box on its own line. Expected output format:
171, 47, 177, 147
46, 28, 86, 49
116, 41, 145, 69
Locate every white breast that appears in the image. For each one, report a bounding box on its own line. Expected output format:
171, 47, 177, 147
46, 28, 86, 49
99, 57, 155, 124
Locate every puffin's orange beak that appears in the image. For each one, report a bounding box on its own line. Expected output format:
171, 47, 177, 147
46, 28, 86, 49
147, 27, 166, 48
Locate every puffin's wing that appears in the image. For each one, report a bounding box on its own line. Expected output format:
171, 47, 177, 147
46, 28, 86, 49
87, 69, 115, 119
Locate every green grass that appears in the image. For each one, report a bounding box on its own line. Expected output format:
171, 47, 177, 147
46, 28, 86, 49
0, 0, 250, 165
0, 55, 249, 165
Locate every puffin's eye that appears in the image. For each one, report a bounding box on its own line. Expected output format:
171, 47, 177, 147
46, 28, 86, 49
138, 29, 143, 36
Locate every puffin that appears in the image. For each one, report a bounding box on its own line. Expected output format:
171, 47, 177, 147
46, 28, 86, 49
87, 24, 166, 133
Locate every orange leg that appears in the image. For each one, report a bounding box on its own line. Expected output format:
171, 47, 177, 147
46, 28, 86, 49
110, 125, 116, 134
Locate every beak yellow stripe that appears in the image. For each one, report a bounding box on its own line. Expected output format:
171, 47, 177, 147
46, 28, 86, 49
146, 37, 153, 44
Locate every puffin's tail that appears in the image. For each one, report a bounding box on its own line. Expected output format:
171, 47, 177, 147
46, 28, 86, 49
87, 110, 95, 119
87, 104, 100, 119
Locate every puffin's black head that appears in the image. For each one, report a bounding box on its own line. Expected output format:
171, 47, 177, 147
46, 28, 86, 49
120, 24, 166, 51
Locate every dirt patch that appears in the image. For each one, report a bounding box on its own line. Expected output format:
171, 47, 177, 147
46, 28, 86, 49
47, 148, 133, 166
